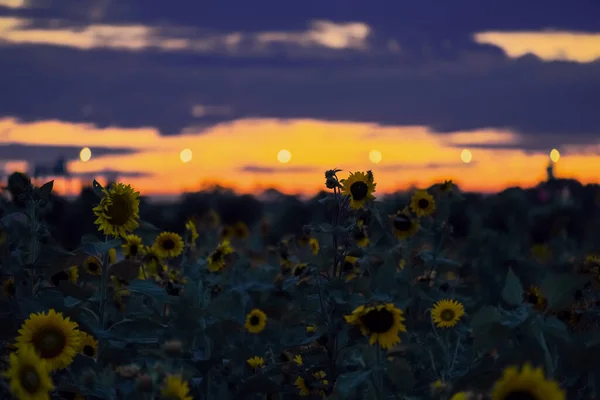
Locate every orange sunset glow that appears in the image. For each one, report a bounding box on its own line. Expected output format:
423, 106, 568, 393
1, 117, 598, 198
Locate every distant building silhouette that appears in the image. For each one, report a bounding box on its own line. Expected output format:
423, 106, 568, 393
32, 157, 69, 179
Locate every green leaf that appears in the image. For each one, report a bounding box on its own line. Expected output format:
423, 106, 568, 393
542, 315, 570, 342
106, 318, 168, 343
336, 370, 372, 397
386, 358, 415, 391
540, 273, 588, 311
38, 180, 54, 198
470, 306, 501, 329
92, 179, 105, 198
127, 279, 168, 300
234, 376, 280, 398
83, 239, 122, 256
501, 268, 524, 306
108, 260, 142, 280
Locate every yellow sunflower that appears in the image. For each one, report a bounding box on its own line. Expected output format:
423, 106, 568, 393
390, 208, 420, 239
153, 232, 184, 258
185, 219, 199, 241
247, 356, 264, 370
122, 234, 144, 259
160, 374, 193, 400
233, 221, 250, 239
490, 363, 565, 400
78, 331, 98, 358
245, 309, 267, 334
2, 277, 16, 297
353, 227, 370, 247
50, 266, 78, 287
142, 245, 163, 275
309, 237, 319, 255
340, 171, 376, 209
345, 303, 407, 349
410, 190, 436, 217
295, 370, 328, 398
292, 263, 309, 278
16, 309, 81, 371
341, 255, 360, 282
439, 180, 454, 194
431, 299, 465, 328
207, 240, 234, 272
524, 285, 547, 312
449, 392, 470, 400
92, 182, 140, 238
83, 256, 102, 276
219, 225, 234, 241
3, 345, 54, 400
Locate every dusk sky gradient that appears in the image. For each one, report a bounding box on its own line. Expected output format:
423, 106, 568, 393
1, 0, 599, 197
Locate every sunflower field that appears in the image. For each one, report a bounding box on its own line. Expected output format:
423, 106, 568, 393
1, 169, 600, 400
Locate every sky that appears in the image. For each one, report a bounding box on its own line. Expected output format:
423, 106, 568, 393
0, 0, 599, 198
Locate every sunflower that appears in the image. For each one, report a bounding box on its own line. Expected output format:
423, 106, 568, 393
390, 208, 420, 240
341, 255, 359, 282
345, 303, 407, 349
185, 219, 199, 242
524, 285, 547, 312
295, 371, 328, 398
397, 259, 406, 272
83, 256, 102, 276
439, 180, 454, 194
247, 356, 264, 370
2, 277, 16, 297
219, 225, 234, 241
309, 237, 319, 255
16, 309, 81, 371
449, 392, 470, 400
122, 234, 144, 259
233, 221, 250, 239
50, 266, 78, 287
92, 182, 140, 238
431, 299, 465, 328
490, 363, 565, 400
142, 245, 163, 275
293, 355, 303, 365
160, 374, 193, 400
207, 240, 234, 273
340, 171, 376, 209
153, 232, 184, 258
245, 309, 267, 334
353, 227, 370, 247
3, 345, 54, 400
78, 332, 98, 358
410, 190, 436, 217
292, 263, 309, 278
297, 234, 310, 246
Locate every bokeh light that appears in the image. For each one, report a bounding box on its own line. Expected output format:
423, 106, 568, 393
79, 147, 91, 162
550, 148, 560, 163
180, 148, 193, 163
277, 149, 292, 163
369, 150, 382, 164
460, 149, 472, 163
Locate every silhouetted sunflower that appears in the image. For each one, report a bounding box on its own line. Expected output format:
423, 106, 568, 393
153, 232, 184, 258
341, 255, 360, 281
219, 225, 234, 241
345, 303, 407, 349
340, 171, 376, 209
3, 344, 54, 400
16, 309, 81, 371
524, 285, 547, 312
431, 299, 465, 328
93, 183, 140, 238
390, 208, 420, 239
83, 256, 102, 276
51, 266, 78, 287
233, 221, 250, 239
410, 190, 436, 217
207, 240, 234, 272
353, 227, 370, 247
439, 180, 454, 194
2, 277, 16, 297
490, 363, 565, 400
122, 234, 143, 259
245, 309, 267, 334
78, 331, 98, 358
160, 374, 193, 400
292, 263, 309, 277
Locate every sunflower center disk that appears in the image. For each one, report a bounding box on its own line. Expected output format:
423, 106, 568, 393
33, 328, 66, 358
418, 198, 429, 209
393, 215, 411, 231
440, 309, 455, 322
129, 245, 139, 255
83, 345, 95, 357
250, 316, 260, 325
350, 181, 369, 201
105, 194, 133, 226
161, 239, 176, 250
88, 262, 100, 271
503, 391, 539, 400
360, 309, 395, 333
19, 366, 41, 393
51, 271, 69, 286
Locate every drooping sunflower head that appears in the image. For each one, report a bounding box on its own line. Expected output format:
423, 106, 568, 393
51, 266, 78, 287
353, 227, 370, 247
2, 276, 16, 297
431, 299, 465, 328
233, 221, 250, 239
122, 234, 144, 259
390, 208, 420, 240
309, 237, 319, 255
340, 171, 376, 209
92, 182, 140, 238
3, 344, 54, 400
185, 219, 200, 241
153, 232, 184, 259
16, 309, 81, 371
410, 190, 436, 217
83, 256, 102, 276
292, 263, 309, 278
207, 240, 234, 273
490, 363, 566, 400
141, 245, 164, 275
160, 374, 193, 400
524, 285, 548, 311
219, 225, 234, 241
247, 356, 265, 370
341, 255, 359, 281
245, 309, 267, 334
346, 303, 407, 349
78, 331, 98, 359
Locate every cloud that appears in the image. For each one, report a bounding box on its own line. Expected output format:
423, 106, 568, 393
377, 161, 478, 171
69, 169, 150, 180
0, 143, 135, 162
240, 165, 319, 174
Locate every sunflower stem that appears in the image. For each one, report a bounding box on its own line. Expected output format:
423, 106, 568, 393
99, 236, 110, 330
